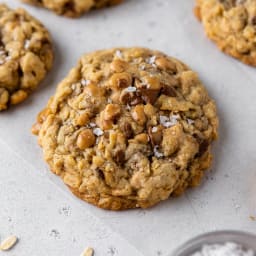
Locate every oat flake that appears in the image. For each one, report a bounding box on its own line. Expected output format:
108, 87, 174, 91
80, 247, 94, 256
0, 235, 18, 251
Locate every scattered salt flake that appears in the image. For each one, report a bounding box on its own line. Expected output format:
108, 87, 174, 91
107, 98, 112, 103
154, 146, 164, 158
93, 127, 104, 136
71, 84, 76, 90
81, 79, 90, 86
80, 247, 94, 256
115, 50, 122, 58
152, 126, 158, 133
0, 235, 18, 251
187, 118, 194, 125
24, 39, 30, 49
89, 122, 96, 128
125, 86, 137, 92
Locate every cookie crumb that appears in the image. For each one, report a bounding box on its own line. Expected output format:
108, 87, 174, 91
58, 205, 71, 216
49, 229, 61, 239
250, 215, 256, 221
0, 235, 18, 251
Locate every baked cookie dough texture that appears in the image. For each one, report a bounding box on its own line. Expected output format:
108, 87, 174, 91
195, 0, 256, 66
22, 0, 123, 17
33, 47, 218, 210
0, 4, 53, 111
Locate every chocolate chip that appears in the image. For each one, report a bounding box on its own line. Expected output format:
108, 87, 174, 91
113, 149, 125, 165
197, 139, 209, 157
161, 85, 177, 97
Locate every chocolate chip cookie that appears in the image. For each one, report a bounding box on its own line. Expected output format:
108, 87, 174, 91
32, 47, 218, 210
0, 4, 53, 111
195, 0, 256, 66
22, 0, 123, 18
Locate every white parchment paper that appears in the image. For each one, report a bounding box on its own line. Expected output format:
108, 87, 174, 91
0, 1, 256, 255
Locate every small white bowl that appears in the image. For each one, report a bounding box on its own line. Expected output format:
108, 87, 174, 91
171, 230, 256, 256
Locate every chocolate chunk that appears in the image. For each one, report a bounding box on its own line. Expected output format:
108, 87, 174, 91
140, 88, 159, 104
122, 122, 133, 139
148, 126, 163, 146
161, 85, 177, 97
252, 16, 256, 26
120, 90, 132, 105
95, 168, 105, 180
198, 139, 209, 156
130, 95, 143, 106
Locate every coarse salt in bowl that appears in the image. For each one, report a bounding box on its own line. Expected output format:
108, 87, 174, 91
171, 231, 256, 256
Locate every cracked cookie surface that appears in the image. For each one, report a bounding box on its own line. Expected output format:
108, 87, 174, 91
195, 0, 256, 66
32, 47, 218, 210
22, 0, 123, 18
0, 4, 53, 111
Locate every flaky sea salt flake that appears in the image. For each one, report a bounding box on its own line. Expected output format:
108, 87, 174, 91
152, 126, 158, 133
115, 50, 123, 58
154, 146, 164, 158
24, 40, 30, 49
148, 55, 156, 65
93, 127, 104, 136
81, 79, 90, 86
187, 118, 194, 125
126, 86, 137, 92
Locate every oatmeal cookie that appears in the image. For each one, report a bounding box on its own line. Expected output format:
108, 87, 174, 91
0, 4, 53, 111
32, 47, 218, 210
22, 0, 123, 18
195, 0, 256, 66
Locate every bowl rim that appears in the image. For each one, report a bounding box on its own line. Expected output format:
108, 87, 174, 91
171, 230, 256, 256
